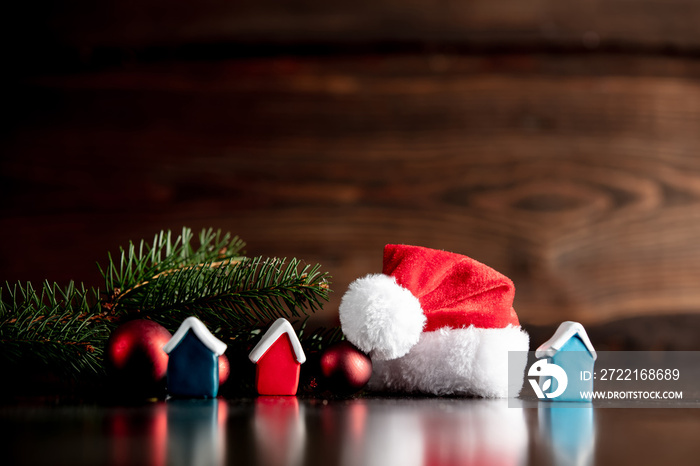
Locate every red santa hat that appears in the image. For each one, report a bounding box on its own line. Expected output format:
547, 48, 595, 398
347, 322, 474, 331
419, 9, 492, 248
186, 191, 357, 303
339, 244, 529, 397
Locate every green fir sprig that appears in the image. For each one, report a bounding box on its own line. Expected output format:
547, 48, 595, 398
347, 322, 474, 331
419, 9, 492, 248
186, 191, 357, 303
298, 318, 345, 353
99, 228, 331, 342
99, 227, 246, 305
111, 257, 329, 334
0, 281, 108, 379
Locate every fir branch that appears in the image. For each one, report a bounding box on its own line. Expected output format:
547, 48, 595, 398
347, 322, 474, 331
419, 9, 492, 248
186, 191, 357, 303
0, 281, 109, 378
297, 317, 345, 353
112, 256, 331, 338
99, 227, 246, 309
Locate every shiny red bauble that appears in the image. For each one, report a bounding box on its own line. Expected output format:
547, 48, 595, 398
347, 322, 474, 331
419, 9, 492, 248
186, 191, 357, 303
218, 353, 230, 386
320, 341, 372, 394
105, 319, 172, 396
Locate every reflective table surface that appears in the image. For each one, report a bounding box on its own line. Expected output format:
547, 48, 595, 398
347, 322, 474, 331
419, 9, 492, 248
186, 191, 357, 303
2, 397, 699, 465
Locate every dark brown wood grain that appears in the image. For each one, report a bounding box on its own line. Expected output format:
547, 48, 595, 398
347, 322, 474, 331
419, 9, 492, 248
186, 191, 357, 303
10, 0, 700, 52
3, 54, 700, 326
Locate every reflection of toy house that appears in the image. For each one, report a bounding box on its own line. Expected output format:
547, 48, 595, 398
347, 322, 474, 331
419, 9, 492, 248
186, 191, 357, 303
535, 321, 596, 402
539, 405, 595, 465
163, 317, 227, 398
249, 318, 306, 396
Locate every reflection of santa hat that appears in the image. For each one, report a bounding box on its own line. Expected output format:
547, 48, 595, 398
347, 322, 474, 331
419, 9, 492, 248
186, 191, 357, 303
339, 244, 529, 397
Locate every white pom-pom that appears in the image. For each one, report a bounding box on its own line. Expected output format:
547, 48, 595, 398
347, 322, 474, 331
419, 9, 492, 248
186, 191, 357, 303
339, 274, 425, 360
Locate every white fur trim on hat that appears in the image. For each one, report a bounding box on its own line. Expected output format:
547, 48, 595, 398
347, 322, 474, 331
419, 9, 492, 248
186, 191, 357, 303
368, 324, 530, 397
339, 273, 426, 361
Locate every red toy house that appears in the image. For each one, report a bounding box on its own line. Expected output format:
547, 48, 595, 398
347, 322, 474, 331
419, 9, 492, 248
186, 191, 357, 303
248, 318, 306, 395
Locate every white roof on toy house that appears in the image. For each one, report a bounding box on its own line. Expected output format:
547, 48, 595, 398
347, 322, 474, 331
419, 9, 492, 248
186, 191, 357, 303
249, 318, 306, 364
163, 316, 227, 356
535, 321, 597, 360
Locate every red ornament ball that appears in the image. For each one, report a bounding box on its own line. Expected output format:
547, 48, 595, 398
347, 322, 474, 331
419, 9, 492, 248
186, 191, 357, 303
105, 319, 172, 396
320, 341, 372, 394
218, 353, 230, 386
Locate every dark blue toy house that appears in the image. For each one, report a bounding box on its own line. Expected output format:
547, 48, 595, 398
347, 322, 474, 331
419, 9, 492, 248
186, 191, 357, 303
163, 317, 228, 398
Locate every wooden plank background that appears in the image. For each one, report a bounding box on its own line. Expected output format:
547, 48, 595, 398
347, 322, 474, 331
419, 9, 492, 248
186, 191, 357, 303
3, 1, 700, 330
7, 0, 700, 51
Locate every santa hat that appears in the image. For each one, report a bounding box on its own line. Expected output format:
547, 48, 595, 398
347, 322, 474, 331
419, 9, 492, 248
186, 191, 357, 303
339, 244, 529, 397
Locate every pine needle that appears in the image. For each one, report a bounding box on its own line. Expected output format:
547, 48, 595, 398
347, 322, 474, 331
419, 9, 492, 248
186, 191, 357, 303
109, 256, 331, 340
0, 281, 108, 379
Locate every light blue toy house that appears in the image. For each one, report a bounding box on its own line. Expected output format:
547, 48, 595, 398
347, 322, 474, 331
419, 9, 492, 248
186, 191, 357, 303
163, 317, 227, 398
535, 321, 596, 402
